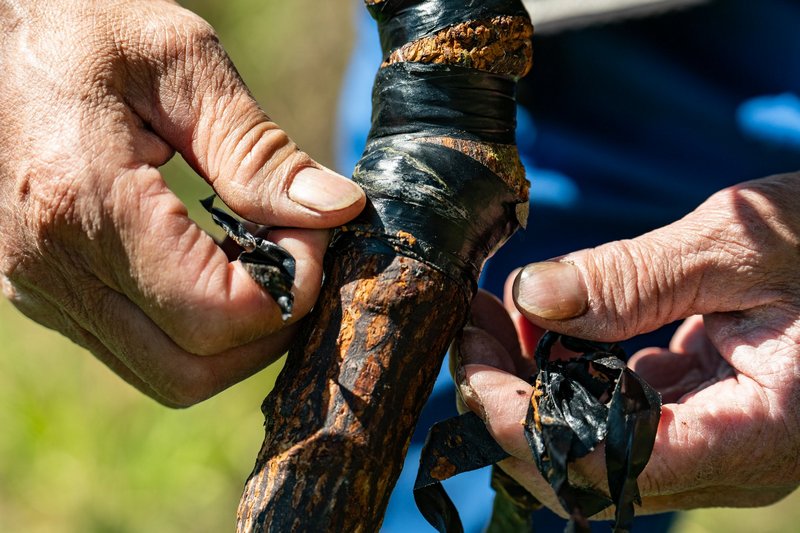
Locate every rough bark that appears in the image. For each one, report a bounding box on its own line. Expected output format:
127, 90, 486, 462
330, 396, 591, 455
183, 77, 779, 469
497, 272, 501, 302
237, 1, 533, 530
238, 245, 465, 532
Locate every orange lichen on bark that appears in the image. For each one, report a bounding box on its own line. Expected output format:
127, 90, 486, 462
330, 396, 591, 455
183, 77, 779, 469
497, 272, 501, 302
420, 136, 528, 199
384, 15, 533, 78
396, 230, 418, 247
237, 246, 467, 532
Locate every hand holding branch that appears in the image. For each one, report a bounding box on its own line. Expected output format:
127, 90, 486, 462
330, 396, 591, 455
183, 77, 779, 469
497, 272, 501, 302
459, 173, 800, 518
0, 0, 365, 407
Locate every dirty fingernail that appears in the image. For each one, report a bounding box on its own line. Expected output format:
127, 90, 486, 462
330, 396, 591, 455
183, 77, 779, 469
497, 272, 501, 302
450, 335, 484, 418
288, 167, 364, 212
457, 365, 487, 421
513, 262, 588, 320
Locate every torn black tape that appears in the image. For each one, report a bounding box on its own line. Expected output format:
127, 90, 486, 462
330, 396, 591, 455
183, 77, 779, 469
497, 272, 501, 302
349, 138, 524, 298
526, 332, 661, 533
414, 333, 661, 533
414, 412, 510, 533
201, 196, 296, 321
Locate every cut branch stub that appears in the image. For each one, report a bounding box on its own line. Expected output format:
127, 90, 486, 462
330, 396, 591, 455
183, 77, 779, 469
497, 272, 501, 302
236, 1, 533, 531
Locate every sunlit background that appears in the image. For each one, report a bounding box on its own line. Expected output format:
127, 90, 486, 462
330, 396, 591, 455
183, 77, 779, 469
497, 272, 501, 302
1, 1, 798, 531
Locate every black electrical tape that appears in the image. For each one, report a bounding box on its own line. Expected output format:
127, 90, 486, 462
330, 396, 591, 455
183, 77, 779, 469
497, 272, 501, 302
351, 2, 527, 294
369, 62, 517, 144
523, 333, 662, 533
349, 138, 522, 295
366, 0, 530, 57
201, 196, 295, 321
413, 412, 510, 533
415, 334, 662, 533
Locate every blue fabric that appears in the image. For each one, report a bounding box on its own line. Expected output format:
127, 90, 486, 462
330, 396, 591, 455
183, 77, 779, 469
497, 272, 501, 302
336, 1, 800, 531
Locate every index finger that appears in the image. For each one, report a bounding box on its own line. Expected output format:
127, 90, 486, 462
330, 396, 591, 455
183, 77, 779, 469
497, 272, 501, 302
100, 166, 328, 355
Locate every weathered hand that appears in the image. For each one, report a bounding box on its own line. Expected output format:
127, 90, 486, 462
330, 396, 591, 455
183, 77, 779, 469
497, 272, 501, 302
0, 0, 365, 407
457, 174, 800, 517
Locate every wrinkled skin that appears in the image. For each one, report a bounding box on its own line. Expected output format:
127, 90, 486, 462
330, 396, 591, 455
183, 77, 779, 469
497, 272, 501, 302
457, 174, 800, 518
0, 0, 365, 407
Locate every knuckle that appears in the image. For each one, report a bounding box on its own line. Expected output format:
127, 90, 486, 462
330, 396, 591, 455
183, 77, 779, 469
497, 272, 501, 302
584, 241, 648, 338
697, 183, 796, 294
216, 130, 306, 222
20, 163, 97, 247
222, 123, 297, 186
175, 13, 219, 49
32, 182, 80, 237
134, 9, 224, 91
154, 366, 220, 408
154, 11, 221, 63
164, 314, 236, 357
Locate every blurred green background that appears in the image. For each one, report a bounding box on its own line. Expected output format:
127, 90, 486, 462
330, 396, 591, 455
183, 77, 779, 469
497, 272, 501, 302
1, 1, 798, 531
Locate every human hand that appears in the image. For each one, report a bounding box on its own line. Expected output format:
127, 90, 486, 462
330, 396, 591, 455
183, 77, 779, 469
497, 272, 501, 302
0, 0, 365, 407
457, 173, 800, 518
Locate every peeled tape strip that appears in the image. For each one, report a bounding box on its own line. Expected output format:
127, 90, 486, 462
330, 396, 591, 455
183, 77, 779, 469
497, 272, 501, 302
201, 196, 295, 321
413, 333, 662, 533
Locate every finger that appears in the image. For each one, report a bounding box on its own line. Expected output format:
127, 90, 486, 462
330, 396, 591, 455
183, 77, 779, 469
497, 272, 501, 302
504, 270, 572, 366
470, 289, 524, 371
498, 457, 793, 519
628, 318, 706, 398
669, 315, 721, 368
264, 227, 330, 318
512, 185, 784, 341
2, 279, 172, 404
68, 282, 298, 407
103, 168, 328, 355
64, 322, 179, 406
628, 348, 709, 404
503, 269, 542, 362
124, 11, 364, 226
459, 363, 533, 459
456, 357, 563, 512
629, 316, 733, 402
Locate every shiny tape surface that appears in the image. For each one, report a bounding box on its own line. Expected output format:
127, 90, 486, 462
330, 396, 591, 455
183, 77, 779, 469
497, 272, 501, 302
367, 0, 530, 56
369, 62, 518, 144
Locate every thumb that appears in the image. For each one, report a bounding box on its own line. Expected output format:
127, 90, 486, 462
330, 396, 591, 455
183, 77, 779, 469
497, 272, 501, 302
513, 196, 775, 341
126, 15, 365, 226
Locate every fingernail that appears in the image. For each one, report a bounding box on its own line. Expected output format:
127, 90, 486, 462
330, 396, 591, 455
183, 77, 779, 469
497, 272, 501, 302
514, 262, 588, 320
457, 366, 486, 421
288, 167, 364, 212
450, 332, 467, 386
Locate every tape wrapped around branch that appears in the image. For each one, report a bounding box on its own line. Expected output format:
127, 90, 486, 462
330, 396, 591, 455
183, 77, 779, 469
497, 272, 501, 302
348, 1, 530, 297
237, 1, 532, 530
347, 136, 524, 297
369, 62, 517, 143
367, 0, 529, 57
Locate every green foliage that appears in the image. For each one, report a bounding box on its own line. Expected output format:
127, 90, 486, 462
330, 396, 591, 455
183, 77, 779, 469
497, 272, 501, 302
0, 297, 282, 532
